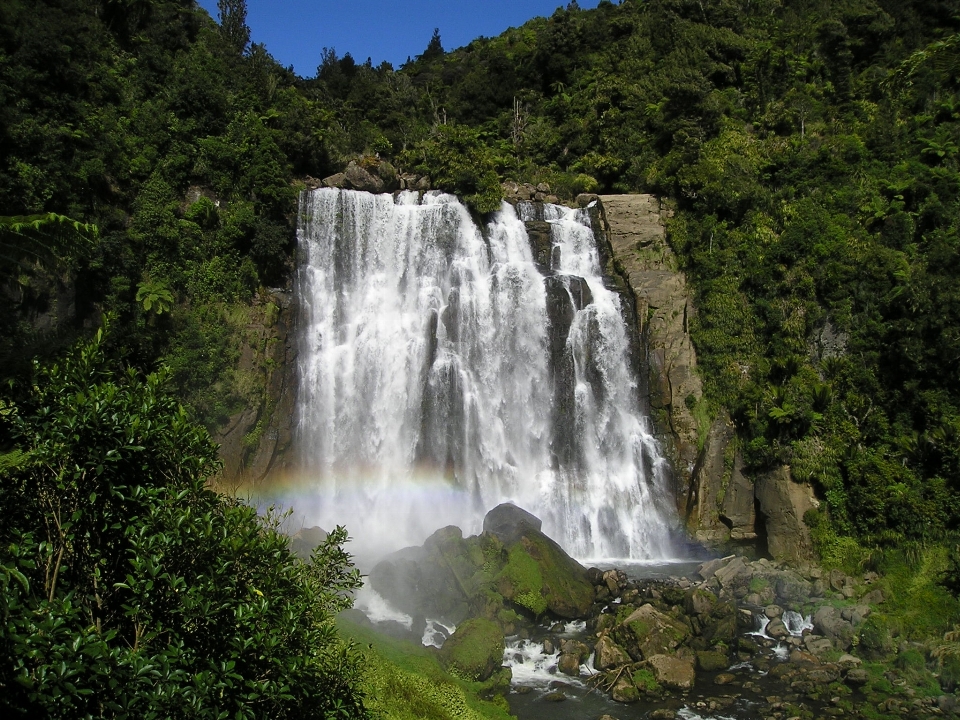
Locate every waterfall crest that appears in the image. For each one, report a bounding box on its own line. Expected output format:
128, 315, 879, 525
295, 188, 676, 560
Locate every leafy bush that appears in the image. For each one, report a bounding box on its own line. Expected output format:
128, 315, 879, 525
0, 329, 366, 718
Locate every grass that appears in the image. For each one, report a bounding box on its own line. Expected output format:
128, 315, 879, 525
336, 616, 514, 720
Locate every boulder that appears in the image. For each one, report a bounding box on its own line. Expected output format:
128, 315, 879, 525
685, 587, 718, 616
618, 604, 690, 660
485, 506, 594, 619
766, 618, 789, 639
844, 668, 869, 687
714, 557, 749, 588
813, 606, 855, 650
321, 172, 346, 188
342, 161, 385, 193
289, 525, 328, 559
483, 503, 542, 545
647, 654, 696, 690
369, 525, 488, 623
438, 617, 505, 682
594, 635, 632, 671
696, 650, 728, 672
557, 653, 582, 676
611, 676, 639, 703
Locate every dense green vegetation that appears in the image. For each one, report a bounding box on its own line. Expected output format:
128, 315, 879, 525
3, 0, 960, 711
5, 0, 958, 554
0, 330, 366, 717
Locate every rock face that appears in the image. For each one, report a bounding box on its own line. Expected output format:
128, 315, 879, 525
214, 289, 297, 486
599, 194, 702, 487
755, 465, 818, 563
597, 194, 816, 559
370, 505, 595, 624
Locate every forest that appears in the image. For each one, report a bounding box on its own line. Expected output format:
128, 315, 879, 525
1, 0, 959, 716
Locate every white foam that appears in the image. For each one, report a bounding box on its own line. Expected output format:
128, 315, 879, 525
353, 586, 412, 629
422, 619, 456, 648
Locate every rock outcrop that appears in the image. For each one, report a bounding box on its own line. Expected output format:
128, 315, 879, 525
599, 194, 703, 487
370, 504, 595, 624
214, 288, 297, 487
755, 465, 819, 563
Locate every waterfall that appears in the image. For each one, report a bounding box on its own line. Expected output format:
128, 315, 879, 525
294, 188, 676, 561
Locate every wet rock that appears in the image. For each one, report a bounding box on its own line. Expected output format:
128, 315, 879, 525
483, 503, 542, 544
697, 650, 729, 671
595, 635, 632, 671
618, 604, 691, 660
611, 676, 640, 703
438, 617, 505, 682
714, 672, 737, 685
738, 636, 760, 655
647, 654, 696, 690
542, 691, 567, 702
542, 638, 555, 654
766, 618, 789, 638
764, 604, 783, 619
321, 172, 346, 188
557, 653, 582, 676
685, 587, 718, 616
560, 639, 590, 662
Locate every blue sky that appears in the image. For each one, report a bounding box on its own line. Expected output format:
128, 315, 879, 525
194, 0, 605, 76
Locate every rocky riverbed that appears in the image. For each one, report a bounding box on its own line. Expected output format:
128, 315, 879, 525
343, 503, 960, 720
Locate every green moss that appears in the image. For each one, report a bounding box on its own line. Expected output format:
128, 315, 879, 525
438, 618, 505, 682
748, 576, 769, 594
498, 543, 546, 615
632, 668, 659, 693
337, 617, 512, 720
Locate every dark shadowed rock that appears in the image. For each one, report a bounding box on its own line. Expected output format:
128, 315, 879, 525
289, 525, 328, 559
483, 503, 542, 545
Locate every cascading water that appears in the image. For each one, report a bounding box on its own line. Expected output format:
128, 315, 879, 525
294, 187, 676, 561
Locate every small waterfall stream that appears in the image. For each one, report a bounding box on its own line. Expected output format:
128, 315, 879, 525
294, 188, 676, 560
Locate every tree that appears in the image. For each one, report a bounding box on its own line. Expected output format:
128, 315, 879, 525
420, 28, 444, 62
218, 0, 251, 55
0, 328, 367, 719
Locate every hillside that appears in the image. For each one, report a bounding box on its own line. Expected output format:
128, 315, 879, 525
1, 0, 959, 628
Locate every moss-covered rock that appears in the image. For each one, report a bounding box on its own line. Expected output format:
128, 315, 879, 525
697, 650, 729, 671
439, 618, 505, 682
495, 526, 595, 619
616, 604, 690, 660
